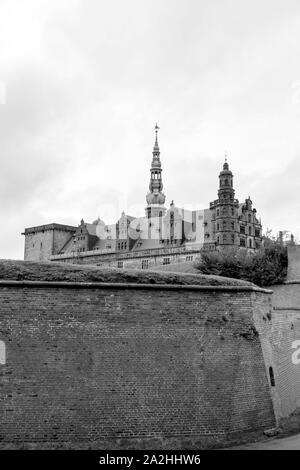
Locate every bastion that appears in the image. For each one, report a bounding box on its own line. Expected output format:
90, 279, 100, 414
0, 260, 276, 449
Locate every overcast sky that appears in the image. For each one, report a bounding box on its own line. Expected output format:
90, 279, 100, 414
0, 0, 300, 259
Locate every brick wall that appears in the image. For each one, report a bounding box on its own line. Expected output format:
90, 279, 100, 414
0, 281, 275, 448
256, 282, 300, 419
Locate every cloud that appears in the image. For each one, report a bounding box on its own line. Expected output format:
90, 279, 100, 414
1, 0, 300, 258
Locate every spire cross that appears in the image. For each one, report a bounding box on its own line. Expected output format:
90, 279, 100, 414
155, 123, 160, 135
224, 152, 227, 163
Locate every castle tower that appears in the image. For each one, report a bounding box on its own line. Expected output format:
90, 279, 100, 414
145, 124, 166, 219
214, 157, 239, 249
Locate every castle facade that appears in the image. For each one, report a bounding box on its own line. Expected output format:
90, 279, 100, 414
23, 126, 262, 269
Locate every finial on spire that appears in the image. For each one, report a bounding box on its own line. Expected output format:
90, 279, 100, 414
153, 123, 160, 155
224, 152, 227, 163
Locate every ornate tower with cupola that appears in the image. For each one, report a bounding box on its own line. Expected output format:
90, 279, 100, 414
211, 157, 239, 249
145, 124, 166, 219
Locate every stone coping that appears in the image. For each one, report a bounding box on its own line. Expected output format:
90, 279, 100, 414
284, 280, 300, 285
0, 279, 273, 293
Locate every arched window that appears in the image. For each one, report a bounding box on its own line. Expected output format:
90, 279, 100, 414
248, 214, 251, 223
269, 366, 275, 387
249, 238, 252, 248
0, 340, 5, 365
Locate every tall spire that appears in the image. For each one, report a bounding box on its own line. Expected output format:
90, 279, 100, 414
153, 123, 160, 157
146, 123, 166, 217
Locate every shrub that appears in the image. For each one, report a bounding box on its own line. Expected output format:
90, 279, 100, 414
195, 244, 288, 287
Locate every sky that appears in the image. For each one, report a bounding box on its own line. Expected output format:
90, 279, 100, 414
0, 0, 300, 259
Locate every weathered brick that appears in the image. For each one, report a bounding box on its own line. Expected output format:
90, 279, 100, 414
0, 280, 275, 448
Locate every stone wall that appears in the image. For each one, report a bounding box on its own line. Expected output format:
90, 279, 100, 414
287, 245, 300, 281
50, 247, 202, 269
0, 271, 275, 448
23, 225, 75, 262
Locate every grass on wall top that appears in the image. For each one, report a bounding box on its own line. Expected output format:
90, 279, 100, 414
0, 259, 254, 287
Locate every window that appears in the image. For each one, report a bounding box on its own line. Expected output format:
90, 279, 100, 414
269, 367, 275, 387
240, 226, 245, 234
142, 259, 149, 269
231, 222, 234, 230
163, 257, 170, 265
216, 210, 219, 217
217, 224, 219, 231
231, 208, 234, 216
231, 234, 235, 243
240, 238, 246, 247
117, 261, 123, 268
223, 234, 227, 243
248, 214, 252, 223
249, 226, 252, 236
249, 238, 252, 248
186, 255, 193, 261
255, 229, 260, 238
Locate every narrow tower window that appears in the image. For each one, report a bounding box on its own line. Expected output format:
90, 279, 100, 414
269, 366, 275, 387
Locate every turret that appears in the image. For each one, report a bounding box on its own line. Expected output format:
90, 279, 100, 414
215, 157, 239, 248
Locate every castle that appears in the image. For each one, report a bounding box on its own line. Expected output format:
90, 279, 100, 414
23, 125, 262, 268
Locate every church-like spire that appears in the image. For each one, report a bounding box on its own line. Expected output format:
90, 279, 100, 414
146, 123, 166, 217
152, 123, 161, 164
